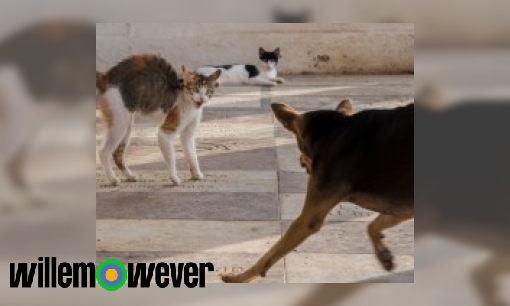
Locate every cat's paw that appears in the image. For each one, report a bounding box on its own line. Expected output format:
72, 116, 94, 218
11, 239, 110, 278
170, 175, 181, 186
109, 177, 121, 186
191, 171, 204, 181
276, 78, 285, 84
126, 173, 139, 182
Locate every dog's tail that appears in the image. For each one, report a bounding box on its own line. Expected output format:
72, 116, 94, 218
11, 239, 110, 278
96, 71, 108, 95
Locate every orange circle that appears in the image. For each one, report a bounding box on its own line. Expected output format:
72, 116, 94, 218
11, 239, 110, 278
105, 269, 118, 282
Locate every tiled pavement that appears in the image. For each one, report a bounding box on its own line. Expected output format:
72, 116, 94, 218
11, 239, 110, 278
96, 75, 414, 283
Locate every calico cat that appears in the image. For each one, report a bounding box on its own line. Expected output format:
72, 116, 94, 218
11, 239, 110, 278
196, 47, 284, 86
96, 54, 221, 186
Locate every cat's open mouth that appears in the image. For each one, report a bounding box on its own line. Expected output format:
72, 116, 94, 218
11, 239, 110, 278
194, 101, 204, 108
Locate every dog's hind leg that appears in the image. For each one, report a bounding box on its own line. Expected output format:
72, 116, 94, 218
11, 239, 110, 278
472, 253, 510, 306
367, 213, 413, 271
221, 183, 341, 283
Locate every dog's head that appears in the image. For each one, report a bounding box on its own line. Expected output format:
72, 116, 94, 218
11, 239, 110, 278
271, 99, 354, 174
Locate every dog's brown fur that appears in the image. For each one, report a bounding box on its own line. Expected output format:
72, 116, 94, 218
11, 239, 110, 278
222, 100, 414, 283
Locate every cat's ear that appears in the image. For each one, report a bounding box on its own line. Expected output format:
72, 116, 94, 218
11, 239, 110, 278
259, 47, 266, 56
182, 65, 194, 82
274, 48, 281, 58
209, 69, 222, 80
209, 69, 222, 87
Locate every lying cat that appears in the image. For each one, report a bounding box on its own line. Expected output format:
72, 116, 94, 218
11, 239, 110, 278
96, 54, 221, 186
196, 47, 285, 86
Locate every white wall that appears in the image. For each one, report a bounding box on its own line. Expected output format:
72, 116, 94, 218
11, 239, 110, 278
96, 23, 414, 75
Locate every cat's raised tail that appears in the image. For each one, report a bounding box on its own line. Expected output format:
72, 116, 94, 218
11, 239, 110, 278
96, 71, 108, 95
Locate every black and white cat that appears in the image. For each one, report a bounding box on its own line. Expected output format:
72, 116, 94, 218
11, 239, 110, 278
196, 47, 285, 86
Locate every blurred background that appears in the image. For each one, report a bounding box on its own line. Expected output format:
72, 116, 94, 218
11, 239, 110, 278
1, 0, 510, 305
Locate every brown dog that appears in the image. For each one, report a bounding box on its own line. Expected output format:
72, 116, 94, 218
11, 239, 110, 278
221, 99, 414, 283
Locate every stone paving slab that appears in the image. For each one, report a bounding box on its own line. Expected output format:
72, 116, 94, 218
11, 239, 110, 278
279, 171, 309, 194
208, 96, 262, 108
269, 85, 413, 98
213, 86, 262, 97
282, 221, 415, 255
275, 139, 304, 172
97, 251, 284, 283
96, 139, 277, 171
273, 123, 297, 138
97, 122, 276, 140
285, 253, 414, 283
127, 108, 273, 125
281, 193, 377, 222
97, 220, 281, 253
202, 109, 273, 123
97, 192, 279, 221
96, 171, 278, 193
279, 75, 414, 87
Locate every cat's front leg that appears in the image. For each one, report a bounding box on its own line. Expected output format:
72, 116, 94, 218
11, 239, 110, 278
158, 129, 181, 185
247, 77, 277, 87
181, 121, 204, 181
271, 77, 285, 84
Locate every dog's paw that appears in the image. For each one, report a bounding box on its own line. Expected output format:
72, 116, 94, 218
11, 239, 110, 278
377, 249, 395, 271
220, 273, 242, 283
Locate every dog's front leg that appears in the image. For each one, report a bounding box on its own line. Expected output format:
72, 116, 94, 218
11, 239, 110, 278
221, 184, 340, 283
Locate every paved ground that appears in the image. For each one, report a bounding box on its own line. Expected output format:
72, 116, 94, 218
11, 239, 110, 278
96, 74, 414, 283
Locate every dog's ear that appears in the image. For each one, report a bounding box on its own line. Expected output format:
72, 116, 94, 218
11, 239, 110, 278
418, 84, 444, 111
336, 98, 353, 116
271, 103, 300, 133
